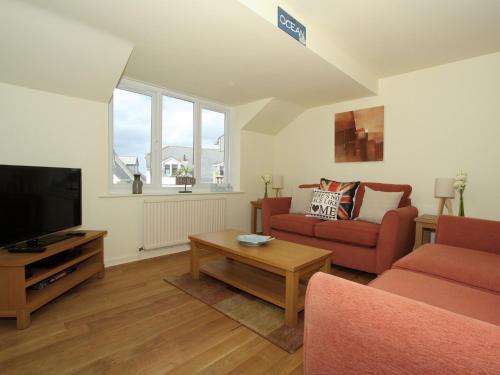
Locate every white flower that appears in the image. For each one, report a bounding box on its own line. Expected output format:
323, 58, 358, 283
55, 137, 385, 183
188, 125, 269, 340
454, 170, 467, 192
261, 174, 272, 184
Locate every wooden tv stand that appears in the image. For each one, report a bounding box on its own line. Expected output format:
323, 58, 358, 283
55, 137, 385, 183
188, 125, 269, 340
0, 230, 106, 329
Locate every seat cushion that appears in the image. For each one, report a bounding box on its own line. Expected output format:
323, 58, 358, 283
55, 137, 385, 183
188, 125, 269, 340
394, 244, 500, 294
269, 214, 322, 237
314, 220, 380, 247
370, 269, 500, 325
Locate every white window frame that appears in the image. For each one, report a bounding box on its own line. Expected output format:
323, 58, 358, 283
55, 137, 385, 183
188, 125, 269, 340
109, 78, 230, 193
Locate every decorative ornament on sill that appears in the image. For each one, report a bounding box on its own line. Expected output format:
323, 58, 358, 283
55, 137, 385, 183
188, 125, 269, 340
132, 174, 143, 194
261, 174, 272, 199
175, 165, 195, 193
453, 169, 468, 217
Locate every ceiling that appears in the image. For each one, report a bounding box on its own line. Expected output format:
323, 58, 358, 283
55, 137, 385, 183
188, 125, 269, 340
0, 0, 132, 102
5, 0, 500, 108
20, 0, 373, 106
285, 0, 500, 77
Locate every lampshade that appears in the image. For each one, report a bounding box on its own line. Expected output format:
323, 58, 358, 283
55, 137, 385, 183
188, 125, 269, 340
434, 178, 455, 198
272, 175, 284, 189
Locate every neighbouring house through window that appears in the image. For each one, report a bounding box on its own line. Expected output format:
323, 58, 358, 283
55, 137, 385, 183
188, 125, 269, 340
110, 79, 229, 191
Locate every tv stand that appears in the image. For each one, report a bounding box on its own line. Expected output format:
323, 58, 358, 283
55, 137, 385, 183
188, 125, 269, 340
0, 230, 106, 329
7, 246, 46, 253
28, 234, 73, 247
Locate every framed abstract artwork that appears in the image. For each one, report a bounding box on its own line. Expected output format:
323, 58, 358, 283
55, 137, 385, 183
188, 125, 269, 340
335, 106, 384, 162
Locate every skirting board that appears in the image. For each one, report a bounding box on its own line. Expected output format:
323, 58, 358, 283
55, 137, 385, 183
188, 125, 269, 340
104, 243, 190, 267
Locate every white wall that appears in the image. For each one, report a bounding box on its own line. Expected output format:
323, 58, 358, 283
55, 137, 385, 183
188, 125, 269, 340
273, 52, 500, 220
0, 82, 273, 265
4, 50, 498, 266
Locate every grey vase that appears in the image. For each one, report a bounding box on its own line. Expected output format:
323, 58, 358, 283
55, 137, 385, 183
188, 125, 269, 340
132, 174, 143, 194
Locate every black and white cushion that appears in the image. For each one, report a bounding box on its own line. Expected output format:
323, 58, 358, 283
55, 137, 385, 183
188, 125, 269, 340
306, 189, 342, 221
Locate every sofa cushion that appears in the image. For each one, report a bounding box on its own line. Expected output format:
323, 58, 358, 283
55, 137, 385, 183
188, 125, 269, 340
319, 179, 360, 220
270, 214, 322, 237
370, 269, 500, 325
290, 186, 314, 214
352, 182, 412, 218
314, 220, 380, 247
393, 244, 500, 294
306, 189, 342, 221
357, 187, 403, 224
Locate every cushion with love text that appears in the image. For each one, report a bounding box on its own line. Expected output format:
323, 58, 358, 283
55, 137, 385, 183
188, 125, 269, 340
306, 189, 342, 221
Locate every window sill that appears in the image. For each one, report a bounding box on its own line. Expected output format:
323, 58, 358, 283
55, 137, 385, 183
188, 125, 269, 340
99, 191, 245, 199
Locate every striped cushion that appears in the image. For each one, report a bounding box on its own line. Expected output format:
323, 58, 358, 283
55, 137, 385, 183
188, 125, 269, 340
319, 179, 360, 220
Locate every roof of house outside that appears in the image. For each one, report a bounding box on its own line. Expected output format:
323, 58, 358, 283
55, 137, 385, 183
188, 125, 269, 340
118, 156, 139, 166
113, 153, 146, 182
145, 145, 223, 182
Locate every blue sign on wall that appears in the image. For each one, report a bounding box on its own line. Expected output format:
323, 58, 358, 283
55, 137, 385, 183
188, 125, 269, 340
277, 7, 306, 46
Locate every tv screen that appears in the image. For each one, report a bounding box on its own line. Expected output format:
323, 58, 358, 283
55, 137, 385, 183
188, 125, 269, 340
0, 165, 82, 248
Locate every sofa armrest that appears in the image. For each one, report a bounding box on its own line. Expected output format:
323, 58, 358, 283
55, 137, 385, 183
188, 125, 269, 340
375, 205, 418, 273
261, 197, 292, 235
436, 215, 500, 254
304, 273, 500, 375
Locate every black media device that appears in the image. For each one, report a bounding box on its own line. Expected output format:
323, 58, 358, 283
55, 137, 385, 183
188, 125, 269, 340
0, 165, 82, 253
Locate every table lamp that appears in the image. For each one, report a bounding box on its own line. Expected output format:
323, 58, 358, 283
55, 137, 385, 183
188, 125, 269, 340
272, 175, 284, 197
434, 178, 455, 215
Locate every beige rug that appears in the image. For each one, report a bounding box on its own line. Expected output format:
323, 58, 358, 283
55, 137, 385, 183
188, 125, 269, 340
164, 273, 304, 353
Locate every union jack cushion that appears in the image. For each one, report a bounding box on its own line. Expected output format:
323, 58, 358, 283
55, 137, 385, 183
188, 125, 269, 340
319, 178, 360, 220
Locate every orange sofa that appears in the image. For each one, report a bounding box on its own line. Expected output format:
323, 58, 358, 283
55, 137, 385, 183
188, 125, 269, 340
304, 215, 500, 374
262, 182, 418, 274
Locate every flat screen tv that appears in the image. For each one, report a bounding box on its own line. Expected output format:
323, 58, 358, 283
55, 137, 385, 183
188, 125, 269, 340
0, 165, 82, 248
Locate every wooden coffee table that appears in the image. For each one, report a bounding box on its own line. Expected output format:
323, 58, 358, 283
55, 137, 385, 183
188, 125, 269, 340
188, 229, 331, 327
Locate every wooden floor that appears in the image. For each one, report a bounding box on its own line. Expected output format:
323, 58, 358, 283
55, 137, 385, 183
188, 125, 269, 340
0, 251, 375, 375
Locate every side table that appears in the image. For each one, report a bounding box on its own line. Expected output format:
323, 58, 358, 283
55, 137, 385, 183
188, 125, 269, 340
414, 214, 438, 248
250, 200, 263, 234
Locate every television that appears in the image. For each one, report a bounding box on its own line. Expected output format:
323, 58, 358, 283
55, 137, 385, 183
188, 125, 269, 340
0, 165, 82, 248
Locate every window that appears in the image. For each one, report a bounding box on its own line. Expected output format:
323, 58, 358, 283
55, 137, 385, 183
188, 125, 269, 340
201, 109, 226, 184
162, 96, 194, 186
111, 89, 152, 185
110, 79, 229, 192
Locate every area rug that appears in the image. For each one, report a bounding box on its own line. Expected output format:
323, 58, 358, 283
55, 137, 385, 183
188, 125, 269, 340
164, 272, 304, 353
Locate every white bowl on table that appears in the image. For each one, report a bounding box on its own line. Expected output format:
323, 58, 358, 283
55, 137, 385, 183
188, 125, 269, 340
237, 234, 274, 247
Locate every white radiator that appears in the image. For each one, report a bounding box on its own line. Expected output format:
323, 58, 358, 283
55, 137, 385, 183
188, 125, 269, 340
142, 197, 226, 250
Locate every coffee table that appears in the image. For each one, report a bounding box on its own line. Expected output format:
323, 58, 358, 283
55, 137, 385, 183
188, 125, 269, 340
188, 229, 331, 327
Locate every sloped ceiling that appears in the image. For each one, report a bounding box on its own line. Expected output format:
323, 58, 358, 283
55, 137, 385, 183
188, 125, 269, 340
285, 0, 500, 78
8, 1, 500, 134
0, 0, 133, 102
242, 98, 305, 135
21, 0, 375, 109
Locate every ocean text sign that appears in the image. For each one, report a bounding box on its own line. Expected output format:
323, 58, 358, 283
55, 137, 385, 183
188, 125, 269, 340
277, 7, 306, 46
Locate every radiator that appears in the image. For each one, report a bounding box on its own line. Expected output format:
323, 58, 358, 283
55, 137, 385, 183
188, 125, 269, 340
142, 197, 226, 250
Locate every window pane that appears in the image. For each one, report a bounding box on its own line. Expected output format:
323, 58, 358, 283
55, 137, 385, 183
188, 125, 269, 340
112, 89, 151, 185
162, 96, 194, 186
201, 109, 225, 184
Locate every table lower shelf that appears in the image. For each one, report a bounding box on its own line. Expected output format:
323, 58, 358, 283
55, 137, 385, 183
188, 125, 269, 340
200, 258, 306, 310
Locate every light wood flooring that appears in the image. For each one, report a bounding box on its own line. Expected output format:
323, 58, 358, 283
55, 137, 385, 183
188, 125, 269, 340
0, 251, 375, 375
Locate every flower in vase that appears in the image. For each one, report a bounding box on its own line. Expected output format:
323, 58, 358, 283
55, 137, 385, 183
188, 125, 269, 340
261, 174, 272, 199
453, 170, 467, 192
261, 174, 272, 184
454, 169, 467, 217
